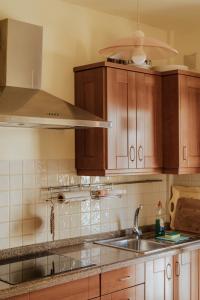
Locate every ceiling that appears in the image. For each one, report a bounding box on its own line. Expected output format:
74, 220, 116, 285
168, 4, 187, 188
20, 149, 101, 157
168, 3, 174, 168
65, 0, 200, 31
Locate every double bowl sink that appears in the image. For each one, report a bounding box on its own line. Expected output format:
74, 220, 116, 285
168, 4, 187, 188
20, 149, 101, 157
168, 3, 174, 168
94, 234, 197, 254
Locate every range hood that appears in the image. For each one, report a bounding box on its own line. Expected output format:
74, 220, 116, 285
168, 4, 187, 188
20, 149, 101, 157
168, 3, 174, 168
0, 19, 111, 129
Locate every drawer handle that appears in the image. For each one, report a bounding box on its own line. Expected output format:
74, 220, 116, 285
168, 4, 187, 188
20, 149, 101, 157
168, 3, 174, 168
183, 145, 187, 160
130, 145, 135, 162
175, 261, 180, 277
119, 275, 132, 281
138, 145, 143, 161
166, 263, 172, 280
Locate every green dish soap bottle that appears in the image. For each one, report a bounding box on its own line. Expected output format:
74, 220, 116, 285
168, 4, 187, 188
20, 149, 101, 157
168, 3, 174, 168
155, 200, 165, 237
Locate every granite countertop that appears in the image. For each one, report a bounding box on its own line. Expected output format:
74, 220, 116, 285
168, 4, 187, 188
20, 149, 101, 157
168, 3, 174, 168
0, 231, 200, 299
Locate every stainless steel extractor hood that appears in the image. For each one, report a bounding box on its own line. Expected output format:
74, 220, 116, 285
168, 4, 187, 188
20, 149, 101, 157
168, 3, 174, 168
0, 19, 111, 129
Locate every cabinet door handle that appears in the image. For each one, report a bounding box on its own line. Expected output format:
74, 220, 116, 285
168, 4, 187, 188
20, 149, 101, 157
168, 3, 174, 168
175, 261, 180, 277
130, 146, 135, 162
119, 275, 132, 281
138, 145, 143, 161
166, 263, 172, 280
183, 145, 187, 160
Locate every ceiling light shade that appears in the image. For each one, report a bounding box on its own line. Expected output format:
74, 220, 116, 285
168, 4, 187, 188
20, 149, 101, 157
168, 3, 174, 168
99, 30, 178, 61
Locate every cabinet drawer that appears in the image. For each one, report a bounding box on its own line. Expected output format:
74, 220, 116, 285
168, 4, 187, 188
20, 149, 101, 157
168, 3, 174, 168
101, 284, 144, 300
30, 275, 99, 300
112, 284, 144, 300
101, 264, 144, 295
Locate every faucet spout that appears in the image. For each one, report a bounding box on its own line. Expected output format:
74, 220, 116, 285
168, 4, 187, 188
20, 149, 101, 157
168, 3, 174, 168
133, 204, 143, 239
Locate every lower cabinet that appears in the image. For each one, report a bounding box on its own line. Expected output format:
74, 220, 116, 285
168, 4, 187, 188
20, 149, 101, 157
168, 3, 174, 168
101, 284, 144, 300
146, 255, 173, 300
8, 251, 200, 300
146, 249, 200, 300
173, 249, 199, 300
29, 275, 99, 300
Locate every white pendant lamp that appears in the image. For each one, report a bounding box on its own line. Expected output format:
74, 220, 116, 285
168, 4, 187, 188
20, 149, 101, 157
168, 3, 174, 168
99, 0, 178, 64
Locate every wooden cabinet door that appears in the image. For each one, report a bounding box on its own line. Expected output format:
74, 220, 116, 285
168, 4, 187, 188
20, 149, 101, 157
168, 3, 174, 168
146, 256, 173, 300
180, 75, 200, 168
174, 250, 199, 300
107, 68, 129, 170
75, 68, 106, 173
127, 72, 137, 169
136, 73, 162, 169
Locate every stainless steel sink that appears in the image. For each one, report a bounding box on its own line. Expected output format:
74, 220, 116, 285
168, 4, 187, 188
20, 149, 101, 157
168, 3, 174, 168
95, 237, 167, 254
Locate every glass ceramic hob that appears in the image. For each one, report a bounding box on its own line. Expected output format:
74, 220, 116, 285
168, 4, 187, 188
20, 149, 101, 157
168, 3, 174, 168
0, 251, 95, 285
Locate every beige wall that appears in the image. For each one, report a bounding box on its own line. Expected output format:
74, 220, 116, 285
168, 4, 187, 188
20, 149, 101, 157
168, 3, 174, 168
174, 29, 200, 71
0, 0, 169, 160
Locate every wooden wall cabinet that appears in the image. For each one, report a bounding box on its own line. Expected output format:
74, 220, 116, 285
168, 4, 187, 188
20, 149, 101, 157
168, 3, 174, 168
74, 62, 162, 176
163, 71, 200, 174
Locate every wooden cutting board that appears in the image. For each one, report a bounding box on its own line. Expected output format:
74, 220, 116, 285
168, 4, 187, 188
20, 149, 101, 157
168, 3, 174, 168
174, 197, 200, 233
169, 185, 200, 230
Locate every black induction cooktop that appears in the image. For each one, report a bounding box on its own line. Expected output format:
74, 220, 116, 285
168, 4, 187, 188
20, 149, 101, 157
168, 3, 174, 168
0, 251, 95, 285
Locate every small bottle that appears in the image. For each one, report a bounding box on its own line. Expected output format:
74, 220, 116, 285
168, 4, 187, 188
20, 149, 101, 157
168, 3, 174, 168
155, 201, 165, 237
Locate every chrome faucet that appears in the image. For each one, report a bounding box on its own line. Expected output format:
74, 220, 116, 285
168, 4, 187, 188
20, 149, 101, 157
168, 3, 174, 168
133, 205, 143, 239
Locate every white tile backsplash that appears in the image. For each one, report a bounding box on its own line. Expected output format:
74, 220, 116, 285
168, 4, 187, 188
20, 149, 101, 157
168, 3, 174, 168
0, 159, 168, 249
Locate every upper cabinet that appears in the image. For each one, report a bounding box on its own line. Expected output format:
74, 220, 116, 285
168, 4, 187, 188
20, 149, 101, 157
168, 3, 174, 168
74, 62, 162, 176
162, 70, 200, 174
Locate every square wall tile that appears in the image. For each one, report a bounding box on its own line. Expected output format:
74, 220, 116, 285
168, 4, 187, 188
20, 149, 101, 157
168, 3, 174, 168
0, 238, 9, 250
47, 174, 59, 186
0, 206, 9, 223
91, 211, 100, 225
0, 161, 9, 175
35, 174, 48, 188
23, 175, 36, 189
10, 191, 22, 206
34, 160, 47, 174
22, 235, 35, 246
10, 161, 22, 175
22, 219, 35, 235
0, 191, 9, 207
81, 213, 90, 226
10, 237, 22, 248
0, 176, 9, 191
23, 189, 36, 204
23, 160, 35, 174
70, 214, 81, 228
35, 232, 47, 244
10, 205, 22, 221
47, 160, 58, 174
22, 204, 35, 219
0, 223, 9, 238
10, 221, 22, 237
59, 215, 70, 230
10, 175, 22, 190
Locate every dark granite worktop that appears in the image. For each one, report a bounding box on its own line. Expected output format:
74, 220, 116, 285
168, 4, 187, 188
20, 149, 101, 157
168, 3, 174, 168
0, 229, 200, 299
